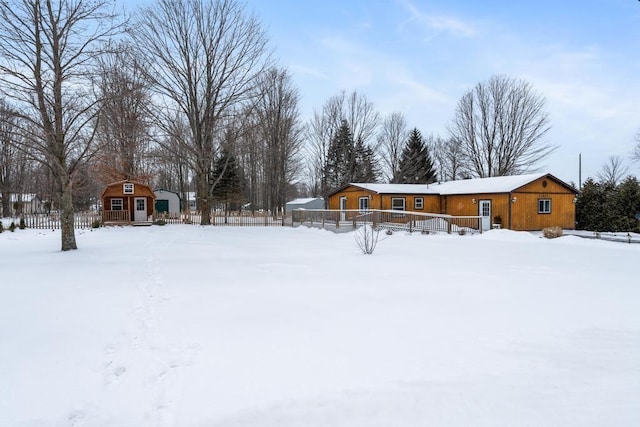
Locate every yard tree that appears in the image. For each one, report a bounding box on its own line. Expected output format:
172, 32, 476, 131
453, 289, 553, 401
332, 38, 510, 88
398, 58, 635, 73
633, 129, 640, 162
377, 111, 407, 182
211, 145, 244, 213
430, 135, 466, 182
322, 120, 354, 196
393, 128, 437, 184
0, 0, 124, 250
307, 90, 380, 195
131, 0, 270, 225
0, 99, 19, 216
596, 155, 628, 187
254, 67, 303, 213
93, 44, 154, 185
449, 74, 554, 178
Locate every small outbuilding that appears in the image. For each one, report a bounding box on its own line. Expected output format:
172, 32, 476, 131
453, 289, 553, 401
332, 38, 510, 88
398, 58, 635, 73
101, 180, 155, 225
285, 197, 325, 214
154, 188, 181, 215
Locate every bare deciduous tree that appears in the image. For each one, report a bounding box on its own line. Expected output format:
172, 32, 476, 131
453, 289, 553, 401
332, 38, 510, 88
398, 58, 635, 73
377, 112, 407, 182
449, 74, 554, 178
597, 155, 628, 186
0, 0, 123, 250
306, 90, 380, 196
0, 99, 19, 216
254, 67, 303, 213
131, 0, 270, 225
632, 129, 640, 163
94, 44, 154, 185
429, 135, 466, 182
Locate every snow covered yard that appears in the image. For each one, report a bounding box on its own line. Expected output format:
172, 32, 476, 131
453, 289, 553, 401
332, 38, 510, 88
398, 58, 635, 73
0, 225, 639, 426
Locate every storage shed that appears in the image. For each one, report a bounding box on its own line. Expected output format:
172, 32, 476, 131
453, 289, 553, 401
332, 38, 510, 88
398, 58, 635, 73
285, 197, 325, 214
328, 173, 578, 232
154, 188, 181, 215
101, 180, 155, 225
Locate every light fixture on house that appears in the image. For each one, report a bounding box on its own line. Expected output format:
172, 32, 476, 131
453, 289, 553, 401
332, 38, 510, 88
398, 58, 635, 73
472, 198, 476, 204
572, 197, 577, 203
511, 197, 517, 203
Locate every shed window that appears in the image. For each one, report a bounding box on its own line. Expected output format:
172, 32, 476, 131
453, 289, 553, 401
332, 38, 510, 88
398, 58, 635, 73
391, 198, 405, 211
538, 198, 551, 214
123, 183, 134, 194
111, 199, 123, 211
359, 197, 369, 212
414, 197, 424, 210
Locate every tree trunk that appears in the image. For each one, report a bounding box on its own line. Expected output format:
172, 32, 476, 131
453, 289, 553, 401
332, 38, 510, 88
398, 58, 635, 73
59, 177, 77, 251
198, 172, 210, 225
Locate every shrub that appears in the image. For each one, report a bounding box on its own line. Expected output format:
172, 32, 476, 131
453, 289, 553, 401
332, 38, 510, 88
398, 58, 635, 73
19, 217, 26, 229
543, 226, 563, 239
0, 220, 3, 233
9, 221, 16, 232
153, 219, 166, 226
91, 219, 101, 228
355, 224, 379, 255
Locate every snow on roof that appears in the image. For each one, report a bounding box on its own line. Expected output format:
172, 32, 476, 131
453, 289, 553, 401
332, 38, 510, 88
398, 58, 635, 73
351, 174, 550, 195
434, 173, 547, 195
286, 198, 323, 205
350, 183, 440, 194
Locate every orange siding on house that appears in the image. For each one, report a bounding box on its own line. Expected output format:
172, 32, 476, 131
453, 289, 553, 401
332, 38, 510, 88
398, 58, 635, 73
442, 193, 511, 224
516, 177, 574, 195
101, 181, 156, 222
511, 193, 576, 230
328, 186, 440, 213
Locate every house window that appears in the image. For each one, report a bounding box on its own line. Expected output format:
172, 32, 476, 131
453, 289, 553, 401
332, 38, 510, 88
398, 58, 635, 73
414, 197, 424, 210
391, 197, 405, 211
359, 197, 369, 212
538, 198, 551, 214
123, 183, 134, 194
111, 198, 123, 211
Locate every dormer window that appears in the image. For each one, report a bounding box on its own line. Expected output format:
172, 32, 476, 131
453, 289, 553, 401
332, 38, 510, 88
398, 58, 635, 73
123, 183, 134, 194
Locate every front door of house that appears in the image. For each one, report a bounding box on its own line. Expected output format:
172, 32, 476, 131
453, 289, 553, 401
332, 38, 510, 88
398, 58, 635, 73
340, 197, 347, 222
134, 197, 147, 222
479, 200, 491, 232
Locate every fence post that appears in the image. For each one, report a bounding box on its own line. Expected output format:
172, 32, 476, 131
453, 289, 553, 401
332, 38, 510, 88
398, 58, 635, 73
447, 218, 452, 234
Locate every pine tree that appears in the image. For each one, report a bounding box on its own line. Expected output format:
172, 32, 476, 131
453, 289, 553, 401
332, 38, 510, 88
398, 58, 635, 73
393, 128, 437, 184
322, 120, 355, 196
211, 148, 244, 213
352, 137, 380, 182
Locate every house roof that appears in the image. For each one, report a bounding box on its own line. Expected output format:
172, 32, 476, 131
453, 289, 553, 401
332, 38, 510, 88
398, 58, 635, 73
286, 198, 324, 205
343, 173, 578, 196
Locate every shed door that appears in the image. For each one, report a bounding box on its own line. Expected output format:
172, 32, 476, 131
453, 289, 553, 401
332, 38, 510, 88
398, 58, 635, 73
479, 200, 491, 231
155, 199, 169, 213
134, 197, 147, 222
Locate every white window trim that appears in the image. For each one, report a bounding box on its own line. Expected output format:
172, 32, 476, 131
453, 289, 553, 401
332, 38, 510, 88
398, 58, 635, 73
358, 197, 369, 212
414, 197, 424, 210
111, 198, 123, 211
123, 183, 134, 194
538, 198, 551, 214
391, 197, 406, 211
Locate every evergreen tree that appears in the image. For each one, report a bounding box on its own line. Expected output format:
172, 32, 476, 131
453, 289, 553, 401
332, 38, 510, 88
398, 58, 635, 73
322, 120, 355, 196
612, 176, 640, 232
393, 128, 437, 184
211, 148, 244, 213
352, 137, 380, 182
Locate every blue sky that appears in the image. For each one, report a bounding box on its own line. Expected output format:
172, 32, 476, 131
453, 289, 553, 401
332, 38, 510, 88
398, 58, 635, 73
127, 0, 640, 184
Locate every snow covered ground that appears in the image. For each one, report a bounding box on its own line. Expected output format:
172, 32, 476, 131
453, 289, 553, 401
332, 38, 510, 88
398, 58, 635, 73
1, 225, 639, 426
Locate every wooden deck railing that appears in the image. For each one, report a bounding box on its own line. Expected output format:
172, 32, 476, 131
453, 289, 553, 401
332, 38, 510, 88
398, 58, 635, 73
291, 209, 483, 234
103, 210, 130, 223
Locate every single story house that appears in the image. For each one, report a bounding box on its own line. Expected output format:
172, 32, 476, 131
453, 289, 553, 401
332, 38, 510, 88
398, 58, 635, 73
154, 188, 181, 215
285, 197, 325, 214
101, 180, 156, 225
327, 173, 578, 231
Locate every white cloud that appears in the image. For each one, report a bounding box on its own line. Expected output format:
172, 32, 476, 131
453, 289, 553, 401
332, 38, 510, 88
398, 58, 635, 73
399, 0, 476, 38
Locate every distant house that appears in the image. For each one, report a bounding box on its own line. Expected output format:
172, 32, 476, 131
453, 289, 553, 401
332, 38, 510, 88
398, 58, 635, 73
154, 189, 181, 215
8, 193, 45, 215
101, 180, 155, 225
285, 197, 325, 214
328, 173, 578, 231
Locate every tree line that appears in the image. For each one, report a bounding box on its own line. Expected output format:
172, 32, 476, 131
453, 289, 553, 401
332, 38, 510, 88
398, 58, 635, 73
2, 0, 629, 250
